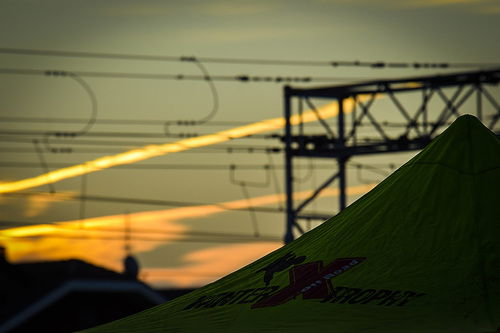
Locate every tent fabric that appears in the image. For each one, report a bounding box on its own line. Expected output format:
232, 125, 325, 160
84, 115, 500, 333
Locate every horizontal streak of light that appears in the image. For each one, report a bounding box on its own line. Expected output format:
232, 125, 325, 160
0, 183, 375, 240
0, 183, 375, 279
0, 162, 394, 176
1, 191, 294, 214
0, 223, 281, 240
142, 271, 224, 277
0, 99, 353, 194
141, 243, 284, 288
6, 234, 281, 243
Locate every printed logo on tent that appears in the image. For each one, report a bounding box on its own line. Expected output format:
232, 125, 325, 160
252, 256, 365, 308
257, 252, 306, 286
183, 252, 426, 311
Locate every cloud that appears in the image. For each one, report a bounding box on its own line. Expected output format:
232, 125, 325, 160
317, 0, 498, 13
181, 26, 306, 45
402, 0, 491, 7
475, 4, 500, 14
24, 192, 76, 217
99, 1, 280, 18
141, 242, 281, 287
195, 1, 281, 16
0, 210, 188, 271
395, 0, 500, 15
98, 3, 180, 17
0, 183, 375, 283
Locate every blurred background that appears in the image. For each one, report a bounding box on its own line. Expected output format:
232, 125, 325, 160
0, 0, 499, 331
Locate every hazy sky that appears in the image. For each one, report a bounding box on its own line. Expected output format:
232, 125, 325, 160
0, 0, 499, 287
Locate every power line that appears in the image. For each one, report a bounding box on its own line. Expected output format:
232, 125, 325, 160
0, 129, 275, 140
0, 67, 363, 83
0, 162, 274, 170
0, 116, 173, 126
0, 219, 281, 242
61, 72, 99, 136
0, 115, 440, 129
0, 146, 277, 154
0, 116, 283, 127
1, 191, 284, 213
32, 139, 55, 193
1, 232, 280, 244
1, 47, 498, 69
186, 58, 219, 124
0, 161, 399, 172
0, 116, 333, 132
0, 135, 279, 150
0, 98, 354, 194
1, 191, 337, 218
0, 122, 435, 144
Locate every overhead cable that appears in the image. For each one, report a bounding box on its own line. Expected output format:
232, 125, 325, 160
0, 161, 399, 171
0, 219, 281, 243
1, 47, 498, 69
0, 67, 357, 83
0, 99, 351, 194
0, 191, 285, 214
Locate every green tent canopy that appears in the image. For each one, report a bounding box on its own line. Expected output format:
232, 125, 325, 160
84, 115, 500, 332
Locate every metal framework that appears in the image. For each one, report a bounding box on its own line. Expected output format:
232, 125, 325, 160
283, 68, 500, 243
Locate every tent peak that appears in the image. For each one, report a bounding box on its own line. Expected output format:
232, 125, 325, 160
409, 114, 500, 175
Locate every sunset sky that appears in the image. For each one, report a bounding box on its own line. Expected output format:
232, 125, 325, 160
0, 0, 499, 288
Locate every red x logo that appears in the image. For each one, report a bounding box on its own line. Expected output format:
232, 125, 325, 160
252, 257, 365, 308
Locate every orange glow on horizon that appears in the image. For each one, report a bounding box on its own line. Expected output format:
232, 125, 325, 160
24, 192, 76, 217
0, 99, 356, 194
141, 242, 282, 287
0, 183, 376, 278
